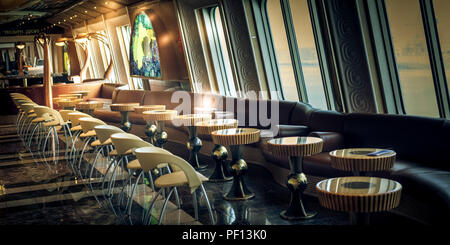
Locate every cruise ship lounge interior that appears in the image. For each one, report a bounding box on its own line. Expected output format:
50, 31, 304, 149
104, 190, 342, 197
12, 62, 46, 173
0, 0, 448, 238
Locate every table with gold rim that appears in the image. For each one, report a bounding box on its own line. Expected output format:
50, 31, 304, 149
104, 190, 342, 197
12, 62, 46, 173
75, 101, 103, 115
267, 136, 323, 220
172, 114, 212, 170
196, 119, 238, 182
316, 176, 402, 225
329, 148, 396, 176
110, 103, 140, 132
69, 91, 89, 98
211, 128, 260, 200
142, 109, 178, 148
134, 105, 166, 144
57, 98, 83, 110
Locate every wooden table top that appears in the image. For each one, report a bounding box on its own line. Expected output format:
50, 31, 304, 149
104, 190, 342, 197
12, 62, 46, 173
142, 109, 177, 122
195, 119, 238, 135
329, 148, 396, 172
194, 107, 216, 115
213, 111, 234, 119
211, 128, 260, 146
58, 99, 83, 107
172, 113, 212, 127
267, 136, 323, 157
69, 91, 89, 96
110, 103, 140, 112
316, 176, 402, 213
54, 96, 78, 104
59, 94, 80, 98
134, 105, 166, 114
76, 101, 104, 110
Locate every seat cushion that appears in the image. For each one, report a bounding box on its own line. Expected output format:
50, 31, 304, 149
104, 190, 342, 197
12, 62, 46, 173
154, 171, 208, 188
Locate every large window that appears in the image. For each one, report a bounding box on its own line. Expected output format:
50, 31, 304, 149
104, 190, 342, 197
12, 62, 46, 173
434, 0, 450, 93
385, 0, 440, 117
200, 6, 237, 97
266, 0, 298, 101
117, 24, 143, 89
265, 0, 328, 109
97, 30, 116, 83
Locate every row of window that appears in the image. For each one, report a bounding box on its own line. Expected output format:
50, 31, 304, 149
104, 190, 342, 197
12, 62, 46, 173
199, 0, 449, 118
69, 0, 449, 119
72, 22, 143, 90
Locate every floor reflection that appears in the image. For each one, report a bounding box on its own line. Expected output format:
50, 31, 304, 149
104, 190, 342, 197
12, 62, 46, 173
0, 116, 421, 226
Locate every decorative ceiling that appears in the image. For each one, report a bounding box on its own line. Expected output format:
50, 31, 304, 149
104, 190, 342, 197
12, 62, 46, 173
0, 0, 142, 35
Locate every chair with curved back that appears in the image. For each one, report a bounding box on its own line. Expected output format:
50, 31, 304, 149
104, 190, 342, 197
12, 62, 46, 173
39, 107, 71, 166
108, 132, 153, 216
88, 125, 124, 197
67, 112, 92, 168
76, 117, 106, 179
134, 147, 215, 225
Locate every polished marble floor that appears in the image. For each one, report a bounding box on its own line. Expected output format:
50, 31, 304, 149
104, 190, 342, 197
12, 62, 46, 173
0, 115, 420, 225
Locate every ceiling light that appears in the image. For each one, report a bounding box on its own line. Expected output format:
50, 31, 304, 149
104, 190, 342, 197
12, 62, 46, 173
15, 42, 25, 50
75, 33, 89, 43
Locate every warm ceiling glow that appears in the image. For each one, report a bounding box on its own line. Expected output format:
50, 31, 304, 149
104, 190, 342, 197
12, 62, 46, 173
15, 43, 25, 50
55, 37, 71, 46
75, 33, 89, 43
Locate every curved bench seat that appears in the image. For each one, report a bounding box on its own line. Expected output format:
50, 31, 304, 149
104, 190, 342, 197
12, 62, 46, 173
87, 88, 450, 225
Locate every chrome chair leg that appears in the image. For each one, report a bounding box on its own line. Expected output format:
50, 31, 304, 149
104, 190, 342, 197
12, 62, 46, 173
201, 184, 216, 225
193, 189, 199, 221
144, 188, 164, 225
158, 187, 175, 225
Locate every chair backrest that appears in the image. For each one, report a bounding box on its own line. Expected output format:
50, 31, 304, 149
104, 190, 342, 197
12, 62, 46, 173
94, 125, 124, 143
68, 112, 92, 126
59, 110, 73, 123
134, 148, 201, 193
20, 103, 36, 114
79, 117, 106, 133
110, 132, 152, 155
43, 107, 66, 125
16, 99, 35, 109
32, 105, 53, 122
134, 147, 177, 172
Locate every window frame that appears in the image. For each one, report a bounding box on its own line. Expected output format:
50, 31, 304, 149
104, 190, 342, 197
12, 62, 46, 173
365, 0, 449, 118
252, 0, 334, 109
200, 5, 237, 97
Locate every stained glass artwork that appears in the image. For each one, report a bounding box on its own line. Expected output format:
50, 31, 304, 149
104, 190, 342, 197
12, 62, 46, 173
130, 12, 161, 78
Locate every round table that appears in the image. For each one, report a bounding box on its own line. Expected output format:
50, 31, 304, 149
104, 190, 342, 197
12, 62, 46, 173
53, 96, 77, 107
211, 128, 260, 200
110, 103, 140, 132
134, 105, 166, 144
59, 94, 80, 98
196, 119, 238, 181
194, 107, 216, 115
76, 101, 103, 115
267, 136, 323, 220
57, 98, 83, 110
69, 91, 89, 98
173, 114, 212, 170
213, 111, 234, 119
142, 109, 177, 148
329, 148, 396, 176
316, 176, 402, 225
